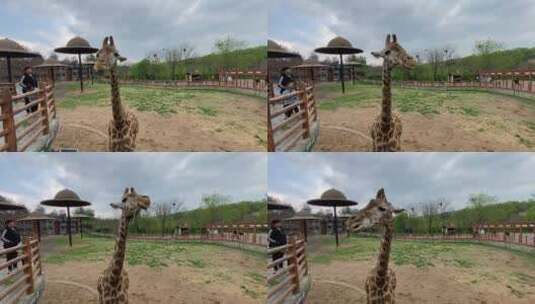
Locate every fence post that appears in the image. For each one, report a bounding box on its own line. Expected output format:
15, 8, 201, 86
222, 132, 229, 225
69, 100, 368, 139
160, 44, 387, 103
300, 88, 311, 139
39, 82, 50, 135
267, 99, 275, 152
1, 89, 17, 151
23, 238, 35, 294
288, 236, 300, 294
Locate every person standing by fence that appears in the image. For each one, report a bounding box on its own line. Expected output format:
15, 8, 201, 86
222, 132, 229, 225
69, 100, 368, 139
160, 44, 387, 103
268, 219, 287, 271
1, 219, 21, 272
278, 67, 300, 118
19, 66, 39, 113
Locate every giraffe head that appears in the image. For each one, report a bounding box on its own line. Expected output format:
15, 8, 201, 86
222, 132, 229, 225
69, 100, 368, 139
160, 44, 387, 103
111, 187, 151, 219
94, 36, 127, 72
346, 188, 405, 232
371, 34, 416, 69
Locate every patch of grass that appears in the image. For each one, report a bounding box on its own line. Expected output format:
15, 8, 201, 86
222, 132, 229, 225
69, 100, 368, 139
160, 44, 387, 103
511, 272, 535, 287
241, 285, 259, 299
246, 271, 264, 284
56, 83, 260, 116
516, 134, 534, 147
460, 106, 480, 117
524, 120, 535, 131
188, 259, 206, 268
198, 106, 217, 117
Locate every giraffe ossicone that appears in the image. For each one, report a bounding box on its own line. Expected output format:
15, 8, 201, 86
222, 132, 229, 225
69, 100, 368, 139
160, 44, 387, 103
370, 34, 416, 152
94, 36, 139, 152
346, 188, 405, 304
97, 187, 151, 304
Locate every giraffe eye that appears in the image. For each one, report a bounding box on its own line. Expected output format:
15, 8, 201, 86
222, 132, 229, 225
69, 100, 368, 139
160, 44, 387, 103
122, 198, 127, 203
384, 50, 391, 55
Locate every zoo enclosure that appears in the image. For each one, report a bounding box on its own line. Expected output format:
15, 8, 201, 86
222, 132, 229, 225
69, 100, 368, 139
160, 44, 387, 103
121, 69, 267, 93
0, 82, 57, 152
0, 238, 42, 304
397, 221, 535, 248
267, 237, 310, 304
268, 85, 318, 152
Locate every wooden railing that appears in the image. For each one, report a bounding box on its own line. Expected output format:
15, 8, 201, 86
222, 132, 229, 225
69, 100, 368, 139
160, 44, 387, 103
0, 238, 42, 304
361, 79, 535, 96
268, 85, 318, 152
121, 78, 267, 93
397, 233, 535, 248
0, 82, 57, 152
90, 231, 267, 247
267, 237, 310, 304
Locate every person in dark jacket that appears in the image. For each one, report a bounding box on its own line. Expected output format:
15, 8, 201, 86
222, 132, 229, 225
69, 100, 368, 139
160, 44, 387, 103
1, 219, 21, 272
268, 219, 287, 271
278, 67, 299, 118
19, 66, 39, 113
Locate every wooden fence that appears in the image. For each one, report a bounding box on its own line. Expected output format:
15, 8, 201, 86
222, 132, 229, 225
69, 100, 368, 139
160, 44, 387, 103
0, 238, 42, 304
364, 79, 535, 96
121, 78, 267, 93
267, 237, 310, 304
397, 233, 535, 248
268, 85, 318, 152
90, 231, 267, 247
0, 82, 57, 152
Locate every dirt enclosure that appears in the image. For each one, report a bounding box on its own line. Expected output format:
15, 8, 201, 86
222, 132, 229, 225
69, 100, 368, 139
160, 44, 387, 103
39, 236, 264, 304
51, 82, 266, 151
314, 83, 535, 151
305, 236, 535, 304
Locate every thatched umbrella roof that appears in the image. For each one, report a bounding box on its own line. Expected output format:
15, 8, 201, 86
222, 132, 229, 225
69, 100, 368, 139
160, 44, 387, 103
0, 38, 41, 82
54, 36, 98, 92
268, 40, 301, 59
315, 36, 363, 94
54, 37, 98, 54
41, 189, 91, 247
307, 188, 358, 247
0, 194, 27, 211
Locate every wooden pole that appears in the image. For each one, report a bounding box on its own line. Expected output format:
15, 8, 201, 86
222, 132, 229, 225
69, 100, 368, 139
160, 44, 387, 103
39, 81, 50, 135
6, 56, 13, 83
288, 236, 300, 294
300, 88, 311, 139
339, 54, 345, 94
23, 238, 35, 294
1, 89, 17, 151
78, 53, 84, 92
333, 206, 339, 247
67, 206, 72, 247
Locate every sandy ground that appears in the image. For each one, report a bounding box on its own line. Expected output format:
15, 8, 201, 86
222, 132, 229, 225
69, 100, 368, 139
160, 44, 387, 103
41, 261, 262, 304
314, 96, 535, 152
38, 237, 265, 304
52, 88, 265, 152
306, 243, 535, 304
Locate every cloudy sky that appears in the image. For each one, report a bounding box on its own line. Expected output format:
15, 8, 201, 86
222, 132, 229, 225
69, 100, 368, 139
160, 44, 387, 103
269, 0, 535, 65
0, 153, 266, 218
268, 153, 535, 214
1, 0, 267, 62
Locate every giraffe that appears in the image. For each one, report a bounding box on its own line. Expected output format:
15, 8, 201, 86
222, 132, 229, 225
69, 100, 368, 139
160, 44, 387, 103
370, 34, 416, 152
346, 188, 405, 304
97, 187, 151, 304
94, 36, 139, 152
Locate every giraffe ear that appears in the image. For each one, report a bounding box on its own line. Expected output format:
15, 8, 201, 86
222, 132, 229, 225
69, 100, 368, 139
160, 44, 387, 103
385, 34, 391, 46
393, 208, 405, 215
109, 36, 115, 47
102, 37, 108, 47
376, 188, 386, 200
124, 187, 129, 195
110, 203, 123, 210
392, 34, 397, 43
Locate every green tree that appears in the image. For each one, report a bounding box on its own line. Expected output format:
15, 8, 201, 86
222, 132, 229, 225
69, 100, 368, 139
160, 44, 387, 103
468, 193, 498, 225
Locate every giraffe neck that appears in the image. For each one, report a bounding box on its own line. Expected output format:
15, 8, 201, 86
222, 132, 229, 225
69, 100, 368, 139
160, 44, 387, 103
375, 220, 393, 283
110, 66, 126, 124
381, 60, 393, 128
109, 211, 130, 282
